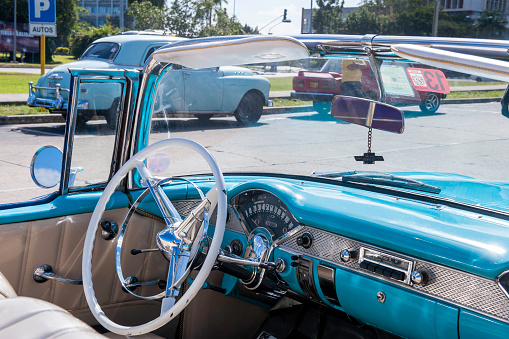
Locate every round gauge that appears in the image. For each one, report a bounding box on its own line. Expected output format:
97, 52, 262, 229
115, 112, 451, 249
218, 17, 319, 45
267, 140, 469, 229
234, 190, 299, 240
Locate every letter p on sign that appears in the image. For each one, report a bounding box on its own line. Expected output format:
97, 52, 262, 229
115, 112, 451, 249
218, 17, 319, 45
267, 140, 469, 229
35, 0, 50, 18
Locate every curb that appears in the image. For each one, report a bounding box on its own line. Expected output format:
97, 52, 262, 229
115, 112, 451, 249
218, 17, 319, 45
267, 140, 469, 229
0, 106, 313, 125
2, 101, 27, 106
0, 114, 65, 125
441, 97, 501, 105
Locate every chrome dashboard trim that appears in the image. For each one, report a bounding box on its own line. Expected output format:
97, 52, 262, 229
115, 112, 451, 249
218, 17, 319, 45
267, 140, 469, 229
279, 226, 509, 324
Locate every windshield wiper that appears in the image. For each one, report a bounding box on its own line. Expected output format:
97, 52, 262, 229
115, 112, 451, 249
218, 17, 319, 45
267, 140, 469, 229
311, 171, 441, 194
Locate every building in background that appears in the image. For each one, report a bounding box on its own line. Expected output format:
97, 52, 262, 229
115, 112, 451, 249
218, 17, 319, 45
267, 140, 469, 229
79, 0, 127, 29
439, 0, 509, 37
440, 0, 507, 18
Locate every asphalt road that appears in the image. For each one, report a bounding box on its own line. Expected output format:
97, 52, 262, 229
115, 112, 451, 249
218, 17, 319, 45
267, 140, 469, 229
1, 101, 509, 205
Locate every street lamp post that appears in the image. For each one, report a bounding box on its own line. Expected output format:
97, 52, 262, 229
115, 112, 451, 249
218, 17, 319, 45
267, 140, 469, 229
13, 0, 17, 62
259, 9, 291, 34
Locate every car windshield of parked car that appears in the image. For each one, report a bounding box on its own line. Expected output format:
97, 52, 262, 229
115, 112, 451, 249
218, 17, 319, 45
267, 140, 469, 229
145, 52, 509, 212
80, 42, 119, 61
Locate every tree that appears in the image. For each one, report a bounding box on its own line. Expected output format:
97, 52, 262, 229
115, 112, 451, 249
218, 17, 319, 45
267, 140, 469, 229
127, 0, 165, 8
343, 7, 389, 34
198, 8, 244, 37
166, 0, 200, 37
128, 1, 167, 31
478, 10, 508, 39
353, 0, 436, 36
313, 0, 344, 34
437, 12, 470, 38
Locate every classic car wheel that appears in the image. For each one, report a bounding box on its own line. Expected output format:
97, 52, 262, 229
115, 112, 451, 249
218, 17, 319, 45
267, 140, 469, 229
419, 93, 440, 113
61, 110, 90, 126
313, 101, 331, 115
234, 91, 263, 126
82, 138, 227, 336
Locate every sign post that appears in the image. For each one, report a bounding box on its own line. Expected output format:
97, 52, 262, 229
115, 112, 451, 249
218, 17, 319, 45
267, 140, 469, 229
28, 0, 57, 75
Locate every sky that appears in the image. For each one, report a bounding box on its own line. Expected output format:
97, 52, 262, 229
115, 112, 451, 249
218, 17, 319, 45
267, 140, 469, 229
223, 0, 362, 35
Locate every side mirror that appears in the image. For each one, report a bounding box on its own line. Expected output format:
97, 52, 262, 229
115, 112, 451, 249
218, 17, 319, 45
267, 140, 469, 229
331, 96, 405, 134
30, 146, 63, 189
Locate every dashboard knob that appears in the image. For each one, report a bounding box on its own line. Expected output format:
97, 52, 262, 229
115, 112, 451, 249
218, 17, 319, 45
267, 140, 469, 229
228, 239, 244, 256
411, 269, 429, 285
275, 258, 286, 273
340, 249, 351, 262
296, 232, 313, 249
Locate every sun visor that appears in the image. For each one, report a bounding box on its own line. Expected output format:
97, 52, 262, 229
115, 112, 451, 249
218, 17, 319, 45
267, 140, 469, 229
152, 36, 310, 68
392, 44, 509, 83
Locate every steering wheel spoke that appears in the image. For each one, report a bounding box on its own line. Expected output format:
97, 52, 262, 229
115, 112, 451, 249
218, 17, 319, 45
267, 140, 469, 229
135, 160, 183, 227
83, 138, 227, 336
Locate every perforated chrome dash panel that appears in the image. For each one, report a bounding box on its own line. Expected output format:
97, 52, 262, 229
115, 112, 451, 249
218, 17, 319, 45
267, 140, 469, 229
279, 226, 509, 324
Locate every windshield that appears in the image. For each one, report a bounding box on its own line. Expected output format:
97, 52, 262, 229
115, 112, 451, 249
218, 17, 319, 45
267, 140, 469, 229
143, 42, 509, 212
80, 42, 120, 61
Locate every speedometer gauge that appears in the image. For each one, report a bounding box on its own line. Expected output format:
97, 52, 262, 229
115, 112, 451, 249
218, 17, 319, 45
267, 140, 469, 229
233, 190, 300, 240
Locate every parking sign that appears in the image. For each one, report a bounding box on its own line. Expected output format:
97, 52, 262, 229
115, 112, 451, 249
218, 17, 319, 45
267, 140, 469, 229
29, 0, 57, 37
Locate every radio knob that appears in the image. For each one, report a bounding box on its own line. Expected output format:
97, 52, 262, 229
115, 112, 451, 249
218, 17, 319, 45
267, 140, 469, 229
340, 249, 351, 262
296, 232, 313, 249
411, 269, 429, 285
340, 249, 358, 262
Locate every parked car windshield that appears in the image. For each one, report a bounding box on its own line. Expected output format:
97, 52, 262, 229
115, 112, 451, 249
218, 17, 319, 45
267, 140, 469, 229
80, 42, 120, 61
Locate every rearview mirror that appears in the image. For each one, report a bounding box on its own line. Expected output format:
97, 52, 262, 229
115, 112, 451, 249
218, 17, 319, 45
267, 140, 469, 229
331, 96, 405, 134
30, 146, 63, 189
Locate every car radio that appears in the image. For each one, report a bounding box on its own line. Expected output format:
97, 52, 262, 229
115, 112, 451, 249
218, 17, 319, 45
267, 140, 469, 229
359, 247, 415, 285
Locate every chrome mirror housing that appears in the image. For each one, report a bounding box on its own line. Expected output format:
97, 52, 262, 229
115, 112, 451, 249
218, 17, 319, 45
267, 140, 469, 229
30, 146, 63, 189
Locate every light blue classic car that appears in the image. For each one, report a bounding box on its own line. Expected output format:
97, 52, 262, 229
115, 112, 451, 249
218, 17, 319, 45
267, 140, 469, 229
2, 34, 509, 338
27, 33, 271, 127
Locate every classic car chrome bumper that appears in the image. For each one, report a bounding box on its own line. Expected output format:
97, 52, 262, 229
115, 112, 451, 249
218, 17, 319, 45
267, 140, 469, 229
27, 82, 88, 110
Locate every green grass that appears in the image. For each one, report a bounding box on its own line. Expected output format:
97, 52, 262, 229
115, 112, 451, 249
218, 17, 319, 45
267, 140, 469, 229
268, 77, 294, 91
271, 98, 309, 107
0, 73, 40, 94
448, 80, 506, 87
447, 90, 504, 99
0, 55, 77, 68
0, 105, 48, 116
50, 55, 77, 65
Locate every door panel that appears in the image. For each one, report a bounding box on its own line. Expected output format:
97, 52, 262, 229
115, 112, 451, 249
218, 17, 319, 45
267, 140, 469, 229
184, 68, 223, 111
0, 208, 167, 319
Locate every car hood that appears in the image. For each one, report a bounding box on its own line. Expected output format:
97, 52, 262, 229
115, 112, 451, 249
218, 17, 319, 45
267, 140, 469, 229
37, 60, 127, 93
49, 59, 123, 73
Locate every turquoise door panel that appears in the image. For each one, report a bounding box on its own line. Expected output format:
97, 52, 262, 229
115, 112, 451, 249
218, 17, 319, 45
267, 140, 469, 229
459, 310, 509, 339
335, 269, 458, 339
0, 191, 130, 225
435, 302, 460, 339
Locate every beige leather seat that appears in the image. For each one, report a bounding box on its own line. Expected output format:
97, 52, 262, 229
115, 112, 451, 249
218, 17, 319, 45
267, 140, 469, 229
0, 271, 166, 338
0, 271, 16, 299
0, 297, 105, 338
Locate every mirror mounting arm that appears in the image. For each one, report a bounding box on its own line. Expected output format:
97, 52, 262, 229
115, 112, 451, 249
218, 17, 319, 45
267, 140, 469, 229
364, 47, 386, 103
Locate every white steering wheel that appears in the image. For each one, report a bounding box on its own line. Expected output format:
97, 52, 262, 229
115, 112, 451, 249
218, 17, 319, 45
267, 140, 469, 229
82, 138, 227, 336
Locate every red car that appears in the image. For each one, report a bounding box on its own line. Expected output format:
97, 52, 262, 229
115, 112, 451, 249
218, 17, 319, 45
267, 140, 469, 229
291, 59, 448, 114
